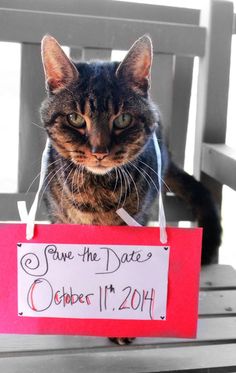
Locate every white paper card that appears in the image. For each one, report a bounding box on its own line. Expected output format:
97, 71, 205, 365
17, 243, 170, 320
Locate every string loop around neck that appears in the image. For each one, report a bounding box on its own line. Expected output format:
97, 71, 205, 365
117, 132, 167, 243
152, 132, 167, 243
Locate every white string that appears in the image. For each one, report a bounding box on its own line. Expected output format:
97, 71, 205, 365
116, 132, 167, 243
152, 132, 167, 243
17, 139, 50, 240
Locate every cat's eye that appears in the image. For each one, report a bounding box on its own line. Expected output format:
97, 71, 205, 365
67, 113, 86, 128
113, 113, 133, 129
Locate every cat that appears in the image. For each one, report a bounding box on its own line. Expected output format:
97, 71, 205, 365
40, 34, 221, 344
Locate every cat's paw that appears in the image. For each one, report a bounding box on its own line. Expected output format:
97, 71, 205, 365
109, 337, 135, 345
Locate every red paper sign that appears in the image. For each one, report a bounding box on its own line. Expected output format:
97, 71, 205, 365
0, 224, 202, 338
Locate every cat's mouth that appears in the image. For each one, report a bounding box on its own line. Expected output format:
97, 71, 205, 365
86, 165, 113, 175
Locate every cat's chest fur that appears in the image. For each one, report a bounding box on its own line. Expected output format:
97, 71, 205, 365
45, 153, 144, 225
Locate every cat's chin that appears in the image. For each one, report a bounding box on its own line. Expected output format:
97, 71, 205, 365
86, 166, 113, 175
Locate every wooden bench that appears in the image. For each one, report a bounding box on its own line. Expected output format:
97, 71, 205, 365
0, 264, 235, 372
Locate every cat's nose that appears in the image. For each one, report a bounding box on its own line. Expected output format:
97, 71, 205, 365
91, 146, 109, 161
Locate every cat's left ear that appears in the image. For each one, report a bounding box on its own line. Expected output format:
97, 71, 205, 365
116, 35, 153, 93
41, 35, 79, 93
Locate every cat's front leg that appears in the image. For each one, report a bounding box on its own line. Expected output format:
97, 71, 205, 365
109, 337, 136, 345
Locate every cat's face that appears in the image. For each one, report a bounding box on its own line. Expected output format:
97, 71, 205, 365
41, 35, 157, 175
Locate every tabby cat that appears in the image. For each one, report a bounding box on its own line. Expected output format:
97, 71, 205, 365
40, 35, 221, 344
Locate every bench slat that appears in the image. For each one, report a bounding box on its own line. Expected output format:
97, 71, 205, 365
199, 290, 236, 316
0, 317, 235, 353
170, 56, 194, 168
151, 54, 174, 142
81, 48, 111, 62
201, 144, 236, 191
0, 9, 206, 57
0, 343, 236, 372
0, 0, 200, 25
18, 43, 46, 193
200, 264, 236, 290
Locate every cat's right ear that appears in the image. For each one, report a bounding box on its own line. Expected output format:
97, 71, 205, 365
41, 35, 78, 93
116, 35, 153, 94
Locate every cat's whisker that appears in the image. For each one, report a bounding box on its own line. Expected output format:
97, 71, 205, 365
120, 168, 128, 208
128, 160, 153, 191
38, 169, 60, 208
57, 162, 75, 213
69, 166, 81, 209
79, 166, 87, 203
26, 159, 61, 194
38, 162, 69, 207
71, 167, 79, 205
59, 161, 75, 211
116, 168, 124, 210
81, 167, 87, 206
123, 167, 131, 196
138, 165, 159, 195
75, 166, 86, 207
32, 121, 46, 131
76, 165, 85, 205
123, 165, 140, 212
113, 168, 119, 194
138, 159, 171, 192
